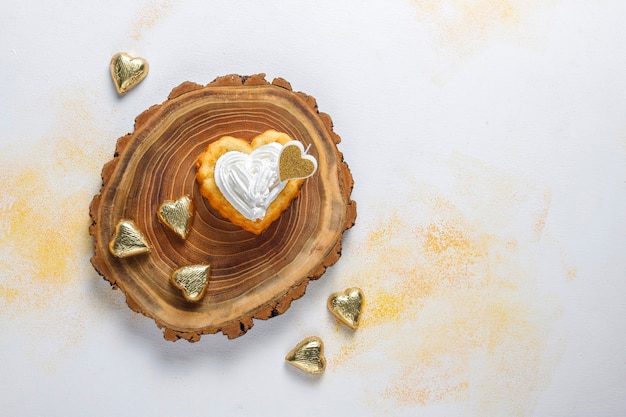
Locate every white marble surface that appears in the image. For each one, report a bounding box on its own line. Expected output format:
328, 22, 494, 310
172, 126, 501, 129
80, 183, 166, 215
1, 1, 625, 416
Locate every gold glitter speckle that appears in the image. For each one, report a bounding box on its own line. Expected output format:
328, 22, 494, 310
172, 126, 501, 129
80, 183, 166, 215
279, 141, 317, 181
0, 90, 109, 317
328, 158, 565, 415
410, 0, 558, 82
131, 0, 177, 41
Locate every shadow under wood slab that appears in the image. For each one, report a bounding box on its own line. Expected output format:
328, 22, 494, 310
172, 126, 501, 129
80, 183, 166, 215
89, 74, 356, 341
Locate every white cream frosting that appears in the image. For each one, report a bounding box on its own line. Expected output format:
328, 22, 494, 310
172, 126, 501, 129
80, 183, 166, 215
214, 143, 286, 221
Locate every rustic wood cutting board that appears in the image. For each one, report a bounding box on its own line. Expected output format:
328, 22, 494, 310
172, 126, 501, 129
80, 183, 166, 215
89, 74, 356, 341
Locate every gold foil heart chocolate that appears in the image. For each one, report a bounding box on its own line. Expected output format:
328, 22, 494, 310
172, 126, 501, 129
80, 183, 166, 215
110, 52, 149, 94
279, 141, 318, 181
157, 195, 194, 239
171, 264, 210, 302
109, 219, 151, 258
327, 287, 363, 330
285, 336, 326, 374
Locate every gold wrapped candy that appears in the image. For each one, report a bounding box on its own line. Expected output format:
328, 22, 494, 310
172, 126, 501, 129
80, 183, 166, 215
327, 287, 363, 330
157, 195, 194, 239
110, 52, 149, 94
170, 264, 210, 302
285, 336, 326, 374
109, 219, 151, 258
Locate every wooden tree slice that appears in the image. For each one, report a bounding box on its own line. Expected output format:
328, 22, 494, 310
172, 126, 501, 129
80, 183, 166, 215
89, 74, 356, 341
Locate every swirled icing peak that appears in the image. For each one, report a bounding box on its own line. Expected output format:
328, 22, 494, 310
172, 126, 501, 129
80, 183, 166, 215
214, 142, 286, 221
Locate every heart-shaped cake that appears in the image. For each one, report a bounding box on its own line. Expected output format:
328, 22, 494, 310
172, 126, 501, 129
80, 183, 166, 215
196, 130, 312, 235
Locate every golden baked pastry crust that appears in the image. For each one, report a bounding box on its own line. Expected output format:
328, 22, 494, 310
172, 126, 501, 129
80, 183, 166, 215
195, 130, 305, 235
